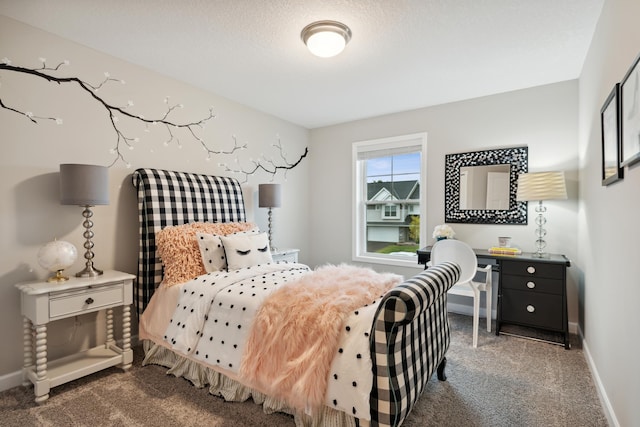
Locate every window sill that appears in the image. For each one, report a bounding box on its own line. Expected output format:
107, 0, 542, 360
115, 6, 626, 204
352, 253, 424, 269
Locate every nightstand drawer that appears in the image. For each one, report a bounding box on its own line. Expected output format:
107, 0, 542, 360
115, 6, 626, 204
272, 249, 299, 263
501, 289, 563, 330
501, 260, 564, 279
50, 285, 124, 318
501, 274, 563, 295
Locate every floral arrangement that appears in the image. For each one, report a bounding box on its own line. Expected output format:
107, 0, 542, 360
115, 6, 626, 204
432, 224, 455, 240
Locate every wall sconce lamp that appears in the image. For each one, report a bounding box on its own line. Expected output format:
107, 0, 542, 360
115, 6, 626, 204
516, 171, 567, 258
60, 164, 109, 277
301, 20, 352, 58
258, 183, 282, 251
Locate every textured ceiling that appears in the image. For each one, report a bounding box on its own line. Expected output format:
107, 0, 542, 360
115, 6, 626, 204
0, 0, 604, 129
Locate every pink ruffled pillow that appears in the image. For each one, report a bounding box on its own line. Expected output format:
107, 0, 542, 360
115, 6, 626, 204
156, 222, 257, 286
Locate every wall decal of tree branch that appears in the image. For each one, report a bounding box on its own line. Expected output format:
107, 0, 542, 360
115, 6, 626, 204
0, 57, 307, 181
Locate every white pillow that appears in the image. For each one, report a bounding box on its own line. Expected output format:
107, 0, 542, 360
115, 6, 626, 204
197, 229, 259, 272
220, 232, 273, 270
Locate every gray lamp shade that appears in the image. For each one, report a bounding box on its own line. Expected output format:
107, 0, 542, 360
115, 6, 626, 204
60, 164, 109, 206
258, 183, 282, 208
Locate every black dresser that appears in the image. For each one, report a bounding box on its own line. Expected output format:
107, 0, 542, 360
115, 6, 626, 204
417, 247, 571, 349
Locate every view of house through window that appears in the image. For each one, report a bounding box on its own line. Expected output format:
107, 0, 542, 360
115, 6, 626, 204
353, 133, 426, 266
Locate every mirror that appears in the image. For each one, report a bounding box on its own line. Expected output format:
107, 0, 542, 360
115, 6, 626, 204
445, 147, 528, 224
459, 164, 511, 210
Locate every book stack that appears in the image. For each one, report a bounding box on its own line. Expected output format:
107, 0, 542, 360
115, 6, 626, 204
488, 246, 522, 255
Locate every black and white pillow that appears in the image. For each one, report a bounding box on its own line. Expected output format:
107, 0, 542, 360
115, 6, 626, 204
197, 229, 259, 272
220, 232, 273, 270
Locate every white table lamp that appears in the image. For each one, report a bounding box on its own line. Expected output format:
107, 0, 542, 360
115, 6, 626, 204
516, 171, 567, 258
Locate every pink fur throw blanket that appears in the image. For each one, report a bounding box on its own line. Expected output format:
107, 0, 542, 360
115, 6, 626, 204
239, 264, 402, 411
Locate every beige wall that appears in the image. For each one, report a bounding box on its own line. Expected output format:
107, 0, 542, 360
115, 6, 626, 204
0, 16, 310, 382
309, 80, 579, 319
578, 0, 640, 425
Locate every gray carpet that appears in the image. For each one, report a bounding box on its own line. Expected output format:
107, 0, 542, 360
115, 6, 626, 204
0, 313, 608, 426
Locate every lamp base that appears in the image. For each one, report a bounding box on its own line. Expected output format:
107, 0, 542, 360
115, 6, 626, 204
47, 270, 70, 283
531, 251, 550, 259
76, 265, 103, 278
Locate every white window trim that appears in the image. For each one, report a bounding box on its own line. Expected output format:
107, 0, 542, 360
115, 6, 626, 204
352, 132, 427, 268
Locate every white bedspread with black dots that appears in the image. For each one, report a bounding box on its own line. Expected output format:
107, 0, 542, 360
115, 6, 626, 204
164, 262, 381, 420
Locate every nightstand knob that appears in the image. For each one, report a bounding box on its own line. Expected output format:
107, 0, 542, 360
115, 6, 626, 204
526, 281, 536, 289
526, 266, 536, 274
526, 305, 535, 313
85, 297, 94, 305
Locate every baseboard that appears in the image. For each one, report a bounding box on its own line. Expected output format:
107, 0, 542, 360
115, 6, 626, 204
447, 301, 496, 320
0, 335, 141, 393
0, 369, 23, 393
579, 326, 620, 427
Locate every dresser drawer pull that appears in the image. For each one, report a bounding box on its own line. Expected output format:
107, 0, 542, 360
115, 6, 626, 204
85, 297, 94, 305
526, 281, 536, 289
526, 305, 535, 313
526, 266, 536, 274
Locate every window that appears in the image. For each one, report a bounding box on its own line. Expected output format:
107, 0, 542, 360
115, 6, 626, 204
352, 133, 427, 267
382, 204, 399, 219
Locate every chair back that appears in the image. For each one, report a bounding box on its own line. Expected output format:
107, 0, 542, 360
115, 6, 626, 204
431, 239, 478, 284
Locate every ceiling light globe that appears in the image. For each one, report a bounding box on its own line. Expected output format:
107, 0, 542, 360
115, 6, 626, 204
307, 31, 346, 58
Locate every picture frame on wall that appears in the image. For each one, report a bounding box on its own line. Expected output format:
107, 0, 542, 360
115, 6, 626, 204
601, 83, 623, 185
620, 52, 640, 167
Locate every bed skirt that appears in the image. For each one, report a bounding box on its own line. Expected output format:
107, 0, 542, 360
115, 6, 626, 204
141, 340, 362, 427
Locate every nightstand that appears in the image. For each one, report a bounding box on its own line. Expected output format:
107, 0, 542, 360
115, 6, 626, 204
16, 270, 135, 403
272, 248, 299, 263
497, 255, 570, 349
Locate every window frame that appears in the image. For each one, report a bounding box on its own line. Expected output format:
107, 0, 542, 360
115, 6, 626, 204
352, 132, 427, 268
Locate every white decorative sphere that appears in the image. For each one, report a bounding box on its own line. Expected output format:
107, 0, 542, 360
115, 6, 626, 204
37, 240, 78, 272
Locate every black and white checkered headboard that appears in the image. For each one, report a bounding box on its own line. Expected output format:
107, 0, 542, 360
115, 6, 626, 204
131, 168, 246, 315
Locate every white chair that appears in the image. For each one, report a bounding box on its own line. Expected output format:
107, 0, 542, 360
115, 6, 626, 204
430, 239, 492, 348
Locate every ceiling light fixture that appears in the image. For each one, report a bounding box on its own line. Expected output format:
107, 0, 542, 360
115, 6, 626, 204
301, 20, 352, 58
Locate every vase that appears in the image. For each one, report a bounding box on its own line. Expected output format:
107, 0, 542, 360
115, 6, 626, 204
436, 236, 447, 241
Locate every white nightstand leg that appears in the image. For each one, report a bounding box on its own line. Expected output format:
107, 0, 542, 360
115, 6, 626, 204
34, 324, 49, 403
106, 308, 114, 347
121, 305, 133, 370
22, 316, 33, 387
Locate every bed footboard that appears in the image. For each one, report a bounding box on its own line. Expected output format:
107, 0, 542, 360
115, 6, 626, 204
369, 262, 460, 427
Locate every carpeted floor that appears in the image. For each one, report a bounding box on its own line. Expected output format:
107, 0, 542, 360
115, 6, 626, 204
0, 313, 608, 426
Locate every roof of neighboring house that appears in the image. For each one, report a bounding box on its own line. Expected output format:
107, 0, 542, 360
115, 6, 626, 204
368, 180, 419, 201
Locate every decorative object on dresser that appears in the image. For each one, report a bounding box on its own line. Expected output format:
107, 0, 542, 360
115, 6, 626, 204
432, 224, 455, 241
430, 239, 493, 348
258, 183, 281, 251
16, 270, 135, 402
36, 239, 77, 282
59, 164, 109, 277
516, 171, 567, 258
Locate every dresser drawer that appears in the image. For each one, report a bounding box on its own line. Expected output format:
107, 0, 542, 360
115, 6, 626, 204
501, 260, 564, 279
501, 274, 563, 295
50, 284, 124, 319
501, 289, 563, 330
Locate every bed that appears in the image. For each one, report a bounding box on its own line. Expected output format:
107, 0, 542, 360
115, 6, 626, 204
132, 168, 461, 427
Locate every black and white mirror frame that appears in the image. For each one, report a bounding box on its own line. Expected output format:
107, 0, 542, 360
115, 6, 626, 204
445, 146, 528, 224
